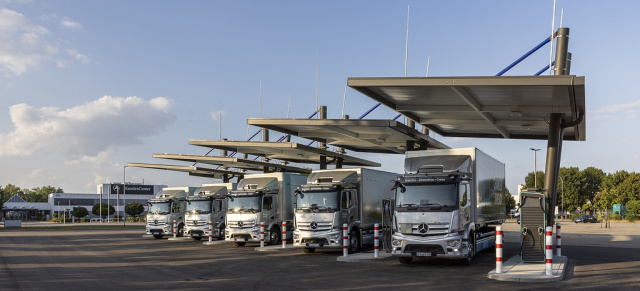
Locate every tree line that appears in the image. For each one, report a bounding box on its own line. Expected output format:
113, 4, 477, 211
0, 184, 64, 210
523, 167, 640, 213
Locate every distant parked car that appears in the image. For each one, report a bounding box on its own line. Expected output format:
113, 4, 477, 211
574, 215, 597, 223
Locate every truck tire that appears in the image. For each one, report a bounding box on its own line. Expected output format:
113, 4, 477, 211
398, 257, 413, 264
348, 230, 360, 254
269, 227, 281, 245
233, 242, 246, 247
218, 225, 225, 240
153, 234, 163, 239
459, 232, 475, 266
303, 248, 316, 253
177, 224, 184, 237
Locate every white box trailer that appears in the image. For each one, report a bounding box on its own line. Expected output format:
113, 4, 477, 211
390, 147, 505, 264
293, 168, 398, 253
225, 172, 307, 246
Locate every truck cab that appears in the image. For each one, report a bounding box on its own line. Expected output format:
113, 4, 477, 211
146, 189, 189, 239
225, 173, 306, 247
183, 184, 234, 240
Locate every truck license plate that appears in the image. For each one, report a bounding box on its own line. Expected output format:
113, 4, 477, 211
415, 252, 432, 257
307, 243, 320, 247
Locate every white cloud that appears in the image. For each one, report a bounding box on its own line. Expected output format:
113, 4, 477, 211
590, 100, 640, 121
0, 96, 176, 160
61, 17, 82, 30
66, 49, 89, 64
0, 8, 56, 75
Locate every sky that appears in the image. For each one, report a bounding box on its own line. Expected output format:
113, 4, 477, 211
0, 0, 639, 195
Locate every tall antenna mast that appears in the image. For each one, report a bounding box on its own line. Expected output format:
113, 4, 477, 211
426, 56, 431, 77
218, 100, 222, 140
287, 91, 291, 118
404, 5, 410, 77
341, 83, 348, 117
259, 79, 262, 117
560, 7, 564, 28
549, 0, 557, 75
316, 51, 319, 115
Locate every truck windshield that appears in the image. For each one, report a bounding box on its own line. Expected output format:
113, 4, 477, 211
228, 196, 261, 213
148, 202, 171, 215
186, 200, 212, 214
296, 191, 338, 212
396, 184, 458, 210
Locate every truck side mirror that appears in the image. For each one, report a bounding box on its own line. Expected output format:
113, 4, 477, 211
294, 189, 303, 198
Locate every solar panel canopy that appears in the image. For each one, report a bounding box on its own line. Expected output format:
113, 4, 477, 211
247, 119, 449, 154
348, 75, 586, 141
152, 153, 312, 174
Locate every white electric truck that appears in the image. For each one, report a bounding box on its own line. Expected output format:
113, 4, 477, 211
225, 173, 307, 246
292, 168, 397, 253
390, 148, 506, 264
183, 183, 235, 240
146, 187, 197, 239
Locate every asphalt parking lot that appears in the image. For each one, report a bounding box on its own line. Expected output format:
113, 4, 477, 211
1, 221, 639, 290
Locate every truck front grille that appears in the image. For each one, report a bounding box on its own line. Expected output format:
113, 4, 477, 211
228, 220, 256, 229
297, 221, 332, 231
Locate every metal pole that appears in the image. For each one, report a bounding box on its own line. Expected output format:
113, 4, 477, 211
173, 220, 177, 239
530, 148, 541, 188
545, 226, 553, 275
208, 220, 212, 242
343, 224, 348, 257
374, 223, 380, 258
496, 226, 503, 273
556, 222, 562, 256
282, 221, 286, 248
544, 113, 563, 227
260, 222, 264, 248
123, 166, 127, 226
553, 28, 570, 76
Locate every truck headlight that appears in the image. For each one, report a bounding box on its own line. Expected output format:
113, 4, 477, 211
330, 234, 339, 239
293, 234, 299, 239
447, 240, 460, 247
392, 239, 402, 247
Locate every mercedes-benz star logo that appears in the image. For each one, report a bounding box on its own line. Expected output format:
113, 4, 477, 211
237, 221, 243, 227
310, 221, 318, 230
154, 220, 158, 225
417, 223, 429, 234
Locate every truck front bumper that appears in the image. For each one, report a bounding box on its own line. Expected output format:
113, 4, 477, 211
293, 230, 343, 249
225, 228, 261, 243
146, 225, 170, 235
390, 234, 469, 259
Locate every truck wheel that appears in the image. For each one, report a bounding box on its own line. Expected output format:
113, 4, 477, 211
177, 224, 184, 237
303, 248, 316, 253
398, 257, 413, 264
459, 234, 475, 265
348, 230, 360, 254
218, 225, 225, 240
153, 234, 163, 239
233, 242, 246, 247
269, 227, 281, 245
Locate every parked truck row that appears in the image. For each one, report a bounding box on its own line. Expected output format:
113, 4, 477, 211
144, 147, 506, 265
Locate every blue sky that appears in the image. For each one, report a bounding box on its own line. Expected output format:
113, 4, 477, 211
0, 0, 638, 194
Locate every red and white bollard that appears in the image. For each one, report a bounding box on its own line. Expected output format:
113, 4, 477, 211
556, 222, 562, 256
208, 220, 213, 242
496, 226, 503, 273
343, 224, 348, 257
545, 226, 553, 275
173, 220, 177, 238
374, 223, 380, 258
282, 221, 287, 248
260, 222, 265, 248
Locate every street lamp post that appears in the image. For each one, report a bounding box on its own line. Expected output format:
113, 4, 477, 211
123, 165, 128, 227
559, 175, 566, 219
530, 148, 541, 188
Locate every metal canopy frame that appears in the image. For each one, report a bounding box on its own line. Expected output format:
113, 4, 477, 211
348, 75, 585, 141
152, 153, 312, 174
247, 118, 449, 154
126, 162, 243, 180
188, 140, 380, 167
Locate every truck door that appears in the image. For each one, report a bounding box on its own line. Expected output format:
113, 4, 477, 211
212, 199, 225, 224
459, 182, 470, 229
262, 195, 277, 221
341, 190, 357, 225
